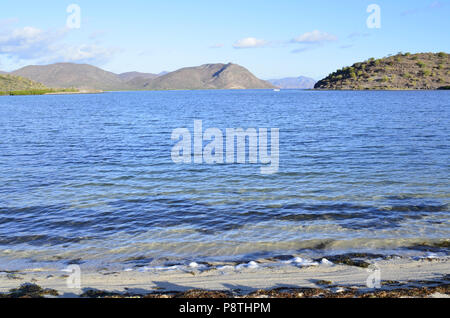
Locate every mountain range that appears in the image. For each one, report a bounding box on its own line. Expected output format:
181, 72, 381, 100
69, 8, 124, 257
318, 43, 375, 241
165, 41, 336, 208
2, 52, 448, 92
268, 76, 316, 89
5, 62, 274, 91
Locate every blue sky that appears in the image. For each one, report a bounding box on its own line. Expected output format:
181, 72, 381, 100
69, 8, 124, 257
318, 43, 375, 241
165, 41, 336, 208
1, 0, 449, 79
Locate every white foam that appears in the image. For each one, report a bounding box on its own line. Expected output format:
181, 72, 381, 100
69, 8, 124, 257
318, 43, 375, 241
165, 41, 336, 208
189, 262, 199, 268
285, 257, 319, 267
217, 265, 234, 271
320, 258, 334, 266
236, 261, 259, 270
247, 261, 259, 269
422, 253, 441, 260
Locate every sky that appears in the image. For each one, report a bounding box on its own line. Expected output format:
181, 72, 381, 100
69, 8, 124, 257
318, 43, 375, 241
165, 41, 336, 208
0, 0, 449, 80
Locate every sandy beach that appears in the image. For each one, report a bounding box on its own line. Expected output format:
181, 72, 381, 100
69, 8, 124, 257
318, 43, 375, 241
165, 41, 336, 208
1, 255, 448, 298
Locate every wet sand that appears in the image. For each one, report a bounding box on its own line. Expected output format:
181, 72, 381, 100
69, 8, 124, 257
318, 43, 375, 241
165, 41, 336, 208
1, 256, 448, 298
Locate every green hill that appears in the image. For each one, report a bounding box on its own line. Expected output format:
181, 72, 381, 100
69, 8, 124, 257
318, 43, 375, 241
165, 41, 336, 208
0, 74, 48, 92
315, 52, 450, 90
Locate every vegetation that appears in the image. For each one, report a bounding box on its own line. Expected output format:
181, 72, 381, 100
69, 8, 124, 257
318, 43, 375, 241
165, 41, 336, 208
417, 61, 426, 68
0, 88, 78, 96
315, 52, 450, 90
0, 73, 80, 96
0, 74, 48, 92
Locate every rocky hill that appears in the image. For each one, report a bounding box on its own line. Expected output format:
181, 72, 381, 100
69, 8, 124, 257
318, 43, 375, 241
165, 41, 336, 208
134, 63, 275, 90
268, 76, 316, 89
12, 63, 131, 91
0, 74, 48, 92
315, 52, 449, 90
118, 71, 159, 82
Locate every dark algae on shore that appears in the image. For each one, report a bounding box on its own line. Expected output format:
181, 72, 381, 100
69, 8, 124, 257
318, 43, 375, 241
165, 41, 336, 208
0, 283, 59, 298
315, 52, 450, 90
1, 276, 448, 298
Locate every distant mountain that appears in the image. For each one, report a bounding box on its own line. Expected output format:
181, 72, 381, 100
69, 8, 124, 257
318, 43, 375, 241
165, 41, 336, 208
0, 74, 48, 92
12, 63, 130, 91
0, 71, 7, 74
134, 63, 275, 90
268, 76, 316, 89
315, 52, 450, 90
118, 71, 159, 82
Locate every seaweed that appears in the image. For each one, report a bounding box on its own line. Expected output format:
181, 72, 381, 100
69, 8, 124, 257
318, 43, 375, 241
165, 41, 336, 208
4, 283, 59, 298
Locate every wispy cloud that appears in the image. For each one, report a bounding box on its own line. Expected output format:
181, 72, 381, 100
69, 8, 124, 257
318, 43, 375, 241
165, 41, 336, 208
348, 32, 370, 39
55, 44, 120, 65
291, 30, 337, 53
0, 18, 19, 27
0, 25, 118, 66
292, 30, 337, 44
89, 30, 107, 41
401, 1, 446, 16
209, 43, 224, 49
233, 37, 269, 49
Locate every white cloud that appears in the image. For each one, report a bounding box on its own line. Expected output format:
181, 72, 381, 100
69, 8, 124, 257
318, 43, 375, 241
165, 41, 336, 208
209, 43, 224, 49
233, 37, 268, 49
56, 44, 119, 64
290, 30, 338, 54
0, 25, 117, 66
0, 27, 63, 59
293, 30, 337, 44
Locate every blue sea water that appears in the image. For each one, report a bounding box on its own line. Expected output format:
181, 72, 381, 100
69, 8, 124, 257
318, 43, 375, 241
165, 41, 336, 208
0, 90, 449, 269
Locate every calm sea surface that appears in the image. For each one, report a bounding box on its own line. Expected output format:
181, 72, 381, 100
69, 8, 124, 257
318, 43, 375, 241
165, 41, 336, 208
0, 90, 449, 269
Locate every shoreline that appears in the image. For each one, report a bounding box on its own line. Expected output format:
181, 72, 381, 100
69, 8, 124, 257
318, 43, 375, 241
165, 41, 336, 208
2, 88, 449, 96
1, 255, 448, 298
1, 241, 448, 272
44, 89, 104, 95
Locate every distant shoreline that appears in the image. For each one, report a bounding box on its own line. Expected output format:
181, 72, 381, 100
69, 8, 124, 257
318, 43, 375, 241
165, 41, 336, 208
44, 89, 104, 95
0, 89, 103, 96
2, 88, 450, 96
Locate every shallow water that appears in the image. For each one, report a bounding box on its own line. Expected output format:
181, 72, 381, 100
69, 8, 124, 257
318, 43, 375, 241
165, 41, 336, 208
0, 90, 449, 269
